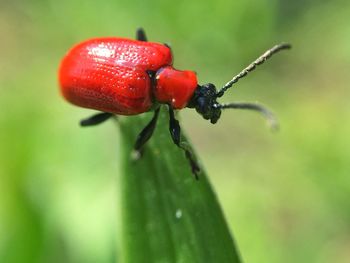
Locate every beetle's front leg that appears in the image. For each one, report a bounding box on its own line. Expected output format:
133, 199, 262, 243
168, 105, 200, 179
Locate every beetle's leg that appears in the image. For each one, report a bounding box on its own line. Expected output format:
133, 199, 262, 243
80, 112, 114, 127
133, 107, 160, 158
136, 28, 147, 42
168, 105, 200, 179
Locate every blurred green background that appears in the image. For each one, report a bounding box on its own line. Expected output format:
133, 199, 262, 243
1, 0, 350, 262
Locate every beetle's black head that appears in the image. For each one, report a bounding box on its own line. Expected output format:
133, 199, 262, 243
187, 83, 221, 124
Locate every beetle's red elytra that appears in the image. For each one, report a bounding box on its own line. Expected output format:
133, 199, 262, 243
59, 28, 291, 178
59, 37, 198, 114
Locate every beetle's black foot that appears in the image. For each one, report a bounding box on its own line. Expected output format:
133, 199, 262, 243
184, 148, 200, 180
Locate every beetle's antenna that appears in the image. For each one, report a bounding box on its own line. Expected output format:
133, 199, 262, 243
213, 102, 279, 130
216, 43, 291, 98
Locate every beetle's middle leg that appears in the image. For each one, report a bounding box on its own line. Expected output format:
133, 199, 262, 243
133, 107, 160, 158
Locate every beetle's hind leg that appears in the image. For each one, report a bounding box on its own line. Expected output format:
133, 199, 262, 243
80, 112, 114, 127
168, 105, 200, 179
132, 107, 160, 159
136, 28, 147, 42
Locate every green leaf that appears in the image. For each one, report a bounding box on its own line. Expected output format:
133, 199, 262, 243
118, 106, 241, 263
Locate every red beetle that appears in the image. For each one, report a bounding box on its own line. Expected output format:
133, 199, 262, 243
59, 28, 290, 178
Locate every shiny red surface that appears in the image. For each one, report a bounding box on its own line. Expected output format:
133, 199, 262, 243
155, 66, 198, 109
59, 37, 172, 115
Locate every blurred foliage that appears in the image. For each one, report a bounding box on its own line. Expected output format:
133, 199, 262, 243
0, 0, 350, 262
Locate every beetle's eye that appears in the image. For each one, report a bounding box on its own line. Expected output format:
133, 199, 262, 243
197, 97, 207, 113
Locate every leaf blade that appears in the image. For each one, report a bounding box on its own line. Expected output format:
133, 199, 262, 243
118, 106, 241, 263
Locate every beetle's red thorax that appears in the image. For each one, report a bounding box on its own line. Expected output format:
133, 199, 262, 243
59, 37, 172, 115
154, 66, 198, 109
